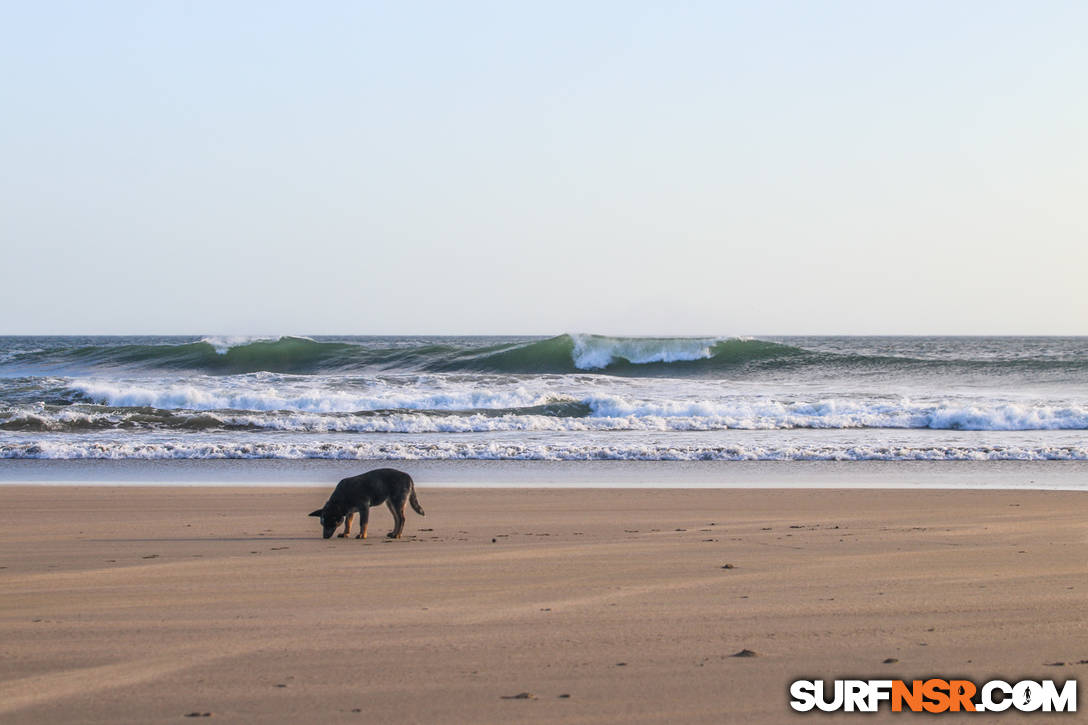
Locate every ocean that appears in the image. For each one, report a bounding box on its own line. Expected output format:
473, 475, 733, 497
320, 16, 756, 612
0, 334, 1085, 471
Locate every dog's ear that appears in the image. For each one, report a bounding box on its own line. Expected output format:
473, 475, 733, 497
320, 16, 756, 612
308, 509, 323, 517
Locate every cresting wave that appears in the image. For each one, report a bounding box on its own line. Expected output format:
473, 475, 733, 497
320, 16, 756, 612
3, 440, 1086, 461
6, 333, 1088, 378
4, 334, 810, 375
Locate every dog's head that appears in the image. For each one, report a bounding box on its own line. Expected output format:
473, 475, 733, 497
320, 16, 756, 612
308, 505, 345, 539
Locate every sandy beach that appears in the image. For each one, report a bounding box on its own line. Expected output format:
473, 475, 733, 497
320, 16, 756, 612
1, 485, 1085, 723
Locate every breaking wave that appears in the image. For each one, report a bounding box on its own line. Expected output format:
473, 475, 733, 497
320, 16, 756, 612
3, 335, 1085, 468
4, 397, 1086, 433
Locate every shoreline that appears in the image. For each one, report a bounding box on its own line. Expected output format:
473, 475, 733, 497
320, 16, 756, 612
2, 458, 1087, 490
2, 485, 1086, 722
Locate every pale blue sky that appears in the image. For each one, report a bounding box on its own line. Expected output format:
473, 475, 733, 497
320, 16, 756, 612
2, 1, 1085, 335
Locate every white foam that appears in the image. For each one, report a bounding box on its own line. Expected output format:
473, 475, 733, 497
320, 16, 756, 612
570, 334, 722, 369
3, 438, 1086, 461
68, 378, 555, 414
581, 395, 1088, 431
198, 335, 311, 354
43, 379, 1088, 432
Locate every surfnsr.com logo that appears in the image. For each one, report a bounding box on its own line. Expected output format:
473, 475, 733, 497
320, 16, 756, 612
790, 679, 1076, 713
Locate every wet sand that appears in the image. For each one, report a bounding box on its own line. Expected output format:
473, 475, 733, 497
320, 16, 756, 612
1, 486, 1086, 723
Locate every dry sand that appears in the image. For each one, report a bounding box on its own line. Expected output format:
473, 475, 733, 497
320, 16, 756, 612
1, 485, 1085, 723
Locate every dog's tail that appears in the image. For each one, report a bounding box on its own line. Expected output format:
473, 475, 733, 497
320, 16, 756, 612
409, 486, 425, 516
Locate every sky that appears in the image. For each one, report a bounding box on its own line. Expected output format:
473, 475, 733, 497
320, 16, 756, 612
1, 1, 1085, 336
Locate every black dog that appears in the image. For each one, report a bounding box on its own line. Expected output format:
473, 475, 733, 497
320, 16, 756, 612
309, 468, 425, 540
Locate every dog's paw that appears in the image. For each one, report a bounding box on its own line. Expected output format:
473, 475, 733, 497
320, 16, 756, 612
337, 532, 348, 538
386, 532, 397, 538
355, 533, 366, 539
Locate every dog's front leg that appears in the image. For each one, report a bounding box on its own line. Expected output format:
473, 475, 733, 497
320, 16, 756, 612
338, 512, 355, 538
355, 506, 369, 539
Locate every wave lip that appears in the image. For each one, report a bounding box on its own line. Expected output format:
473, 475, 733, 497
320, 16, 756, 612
570, 334, 722, 369
199, 335, 304, 355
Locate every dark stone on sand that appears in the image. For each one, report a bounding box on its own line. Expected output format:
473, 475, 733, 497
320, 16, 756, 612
501, 692, 535, 700
184, 713, 212, 718
882, 658, 899, 664
492, 538, 496, 543
352, 708, 362, 713
731, 649, 757, 658
142, 554, 159, 559
616, 662, 627, 666
1045, 661, 1066, 666
558, 694, 571, 698
720, 564, 735, 569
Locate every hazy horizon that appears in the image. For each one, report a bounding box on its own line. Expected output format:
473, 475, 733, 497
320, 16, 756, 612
3, 1, 1085, 336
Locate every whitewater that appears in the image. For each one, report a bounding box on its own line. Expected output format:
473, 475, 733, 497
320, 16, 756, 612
1, 334, 1086, 461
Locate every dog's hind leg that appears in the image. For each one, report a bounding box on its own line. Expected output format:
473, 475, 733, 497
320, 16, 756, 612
354, 506, 369, 539
386, 499, 406, 539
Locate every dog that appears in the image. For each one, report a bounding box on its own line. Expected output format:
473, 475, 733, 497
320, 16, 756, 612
309, 468, 425, 540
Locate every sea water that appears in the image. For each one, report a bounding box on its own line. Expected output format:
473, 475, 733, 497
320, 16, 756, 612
0, 335, 1085, 469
